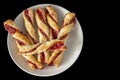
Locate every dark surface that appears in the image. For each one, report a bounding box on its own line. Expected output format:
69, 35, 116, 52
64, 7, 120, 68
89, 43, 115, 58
112, 0, 120, 8
0, 0, 99, 79
112, 6, 120, 79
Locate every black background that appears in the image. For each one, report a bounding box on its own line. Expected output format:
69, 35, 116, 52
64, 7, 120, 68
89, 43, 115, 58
0, 0, 100, 79
112, 2, 120, 79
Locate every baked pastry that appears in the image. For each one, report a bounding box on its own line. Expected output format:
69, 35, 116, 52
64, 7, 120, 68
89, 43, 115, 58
19, 40, 66, 55
4, 19, 31, 46
46, 6, 60, 40
47, 50, 64, 67
16, 42, 43, 69
22, 54, 43, 69
17, 43, 40, 53
23, 9, 38, 44
4, 19, 43, 69
4, 6, 76, 69
46, 5, 58, 23
57, 12, 75, 41
35, 7, 50, 63
47, 12, 76, 67
35, 8, 49, 42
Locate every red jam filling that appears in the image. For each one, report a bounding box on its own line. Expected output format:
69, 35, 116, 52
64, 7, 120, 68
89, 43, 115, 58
61, 17, 75, 28
25, 44, 40, 53
32, 38, 38, 44
51, 28, 58, 39
49, 14, 57, 23
59, 34, 68, 40
40, 52, 45, 63
37, 9, 46, 23
4, 24, 17, 34
24, 9, 32, 24
39, 28, 49, 41
69, 17, 75, 24
48, 51, 62, 66
49, 42, 64, 50
46, 9, 57, 23
27, 60, 38, 69
16, 39, 25, 45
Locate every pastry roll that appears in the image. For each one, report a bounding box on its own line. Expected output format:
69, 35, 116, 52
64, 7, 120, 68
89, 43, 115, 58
46, 6, 60, 40
35, 8, 49, 42
53, 51, 64, 67
23, 9, 38, 44
4, 19, 43, 69
46, 5, 58, 23
22, 54, 43, 69
37, 50, 50, 64
47, 50, 64, 67
4, 19, 31, 46
19, 40, 66, 55
48, 12, 76, 67
35, 8, 50, 63
16, 42, 43, 69
57, 12, 75, 41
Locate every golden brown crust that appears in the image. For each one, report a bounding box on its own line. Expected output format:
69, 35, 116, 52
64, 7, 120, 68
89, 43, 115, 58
37, 50, 50, 63
46, 5, 58, 22
63, 12, 75, 26
35, 8, 49, 43
18, 43, 40, 53
23, 9, 38, 44
44, 50, 50, 63
57, 12, 75, 41
22, 55, 43, 69
35, 7, 50, 63
46, 6, 59, 40
47, 14, 59, 33
19, 40, 66, 55
47, 50, 64, 67
57, 23, 74, 40
53, 51, 64, 67
4, 19, 43, 70
4, 19, 19, 30
47, 51, 61, 65
49, 12, 76, 67
4, 19, 31, 45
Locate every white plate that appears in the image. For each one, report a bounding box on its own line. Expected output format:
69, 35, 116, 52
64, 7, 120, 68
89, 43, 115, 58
7, 4, 83, 77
